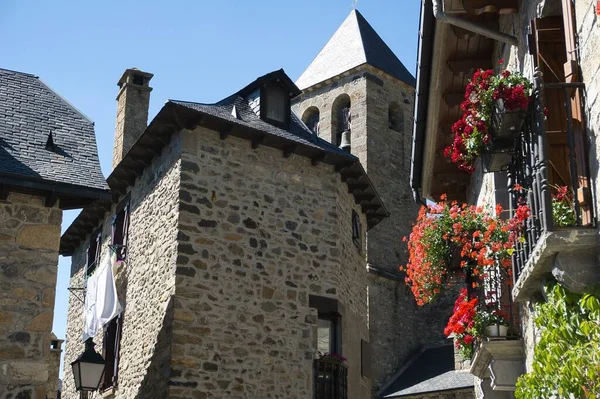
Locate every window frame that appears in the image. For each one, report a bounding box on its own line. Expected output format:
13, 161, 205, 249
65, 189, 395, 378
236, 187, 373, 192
86, 228, 102, 277
100, 313, 123, 391
260, 83, 290, 129
111, 197, 131, 262
352, 210, 362, 252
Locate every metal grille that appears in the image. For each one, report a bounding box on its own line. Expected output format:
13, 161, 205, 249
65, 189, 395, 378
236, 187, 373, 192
313, 359, 348, 399
509, 74, 592, 281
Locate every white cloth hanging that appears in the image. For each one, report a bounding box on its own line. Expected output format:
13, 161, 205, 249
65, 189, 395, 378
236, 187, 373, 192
83, 253, 121, 341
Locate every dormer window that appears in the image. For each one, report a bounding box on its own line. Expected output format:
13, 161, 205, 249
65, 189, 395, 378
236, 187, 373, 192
261, 83, 290, 127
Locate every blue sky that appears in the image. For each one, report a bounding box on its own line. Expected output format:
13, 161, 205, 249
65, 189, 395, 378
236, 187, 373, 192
0, 0, 421, 376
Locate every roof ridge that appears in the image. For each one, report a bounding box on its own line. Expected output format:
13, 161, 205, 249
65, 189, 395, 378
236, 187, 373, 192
0, 67, 38, 78
37, 78, 93, 124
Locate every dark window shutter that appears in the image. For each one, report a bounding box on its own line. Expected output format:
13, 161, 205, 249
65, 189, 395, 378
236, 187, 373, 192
101, 314, 123, 390
361, 339, 372, 379
121, 205, 130, 260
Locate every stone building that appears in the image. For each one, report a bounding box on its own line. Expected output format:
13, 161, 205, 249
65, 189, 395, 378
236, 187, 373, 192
292, 10, 463, 397
0, 68, 108, 398
60, 66, 389, 398
412, 0, 600, 397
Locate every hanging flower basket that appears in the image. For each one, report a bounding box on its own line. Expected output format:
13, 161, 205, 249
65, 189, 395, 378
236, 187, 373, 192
400, 195, 531, 305
444, 68, 533, 173
491, 98, 527, 139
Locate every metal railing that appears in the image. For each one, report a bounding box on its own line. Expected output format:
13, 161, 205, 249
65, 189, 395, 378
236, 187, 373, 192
313, 359, 348, 399
509, 73, 592, 281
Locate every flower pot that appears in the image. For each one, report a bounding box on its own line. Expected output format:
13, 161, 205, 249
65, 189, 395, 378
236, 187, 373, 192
491, 99, 527, 139
481, 143, 513, 173
486, 324, 508, 337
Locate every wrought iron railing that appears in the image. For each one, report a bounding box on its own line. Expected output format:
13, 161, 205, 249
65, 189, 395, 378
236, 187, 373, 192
313, 359, 348, 399
508, 73, 592, 281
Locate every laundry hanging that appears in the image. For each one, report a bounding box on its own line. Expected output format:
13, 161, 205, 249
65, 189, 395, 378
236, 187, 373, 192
83, 253, 121, 341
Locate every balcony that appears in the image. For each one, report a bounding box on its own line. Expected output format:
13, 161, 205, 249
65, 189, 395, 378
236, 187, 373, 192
313, 358, 348, 399
508, 77, 599, 301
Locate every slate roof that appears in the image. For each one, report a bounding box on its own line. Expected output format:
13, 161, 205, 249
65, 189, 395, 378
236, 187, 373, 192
379, 345, 474, 398
0, 68, 108, 206
61, 69, 388, 255
296, 10, 416, 90
171, 70, 355, 159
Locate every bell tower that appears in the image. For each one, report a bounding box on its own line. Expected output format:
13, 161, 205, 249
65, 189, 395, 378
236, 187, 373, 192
293, 10, 452, 394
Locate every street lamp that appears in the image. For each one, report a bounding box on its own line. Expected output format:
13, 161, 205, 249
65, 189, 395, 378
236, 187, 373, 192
71, 338, 106, 393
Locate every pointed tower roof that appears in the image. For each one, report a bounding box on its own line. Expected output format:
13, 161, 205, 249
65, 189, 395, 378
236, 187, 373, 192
296, 9, 415, 90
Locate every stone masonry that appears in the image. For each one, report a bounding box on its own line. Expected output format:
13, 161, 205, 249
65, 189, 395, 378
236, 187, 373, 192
63, 120, 372, 398
0, 192, 62, 399
63, 133, 181, 399
169, 128, 370, 398
293, 65, 451, 393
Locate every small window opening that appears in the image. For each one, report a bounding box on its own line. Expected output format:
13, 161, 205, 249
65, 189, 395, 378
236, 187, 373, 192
302, 107, 320, 134
332, 94, 351, 150
111, 202, 130, 261
45, 132, 56, 151
352, 210, 362, 252
388, 102, 404, 132
86, 230, 102, 277
262, 84, 288, 124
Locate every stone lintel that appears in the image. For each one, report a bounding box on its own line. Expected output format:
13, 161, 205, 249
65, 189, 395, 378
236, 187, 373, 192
512, 228, 599, 302
470, 340, 524, 379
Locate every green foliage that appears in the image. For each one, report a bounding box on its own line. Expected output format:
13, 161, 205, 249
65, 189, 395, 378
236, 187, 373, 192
515, 284, 600, 399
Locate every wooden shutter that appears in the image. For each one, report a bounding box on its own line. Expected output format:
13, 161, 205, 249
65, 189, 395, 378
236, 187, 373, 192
121, 204, 130, 260
361, 339, 372, 379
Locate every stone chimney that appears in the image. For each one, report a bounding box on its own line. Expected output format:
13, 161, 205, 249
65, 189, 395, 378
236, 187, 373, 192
112, 68, 154, 169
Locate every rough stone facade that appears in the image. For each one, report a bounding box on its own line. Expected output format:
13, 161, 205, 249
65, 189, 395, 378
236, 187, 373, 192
293, 66, 452, 394
0, 192, 62, 399
62, 134, 181, 399
169, 128, 370, 398
63, 121, 372, 398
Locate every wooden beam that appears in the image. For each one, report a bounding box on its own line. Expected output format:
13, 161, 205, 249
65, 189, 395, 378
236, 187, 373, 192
282, 145, 297, 158
335, 162, 354, 172
447, 59, 492, 75
341, 170, 361, 183
311, 152, 326, 166
219, 124, 233, 140
251, 135, 265, 149
443, 92, 465, 108
45, 194, 58, 208
0, 185, 9, 201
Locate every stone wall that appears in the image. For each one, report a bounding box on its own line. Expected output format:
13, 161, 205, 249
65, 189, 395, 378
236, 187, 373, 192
0, 192, 62, 399
168, 127, 371, 398
294, 67, 452, 395
62, 134, 181, 399
575, 0, 600, 231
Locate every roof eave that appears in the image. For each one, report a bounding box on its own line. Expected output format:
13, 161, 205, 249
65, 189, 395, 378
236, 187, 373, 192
410, 0, 436, 203
0, 173, 110, 209
60, 100, 388, 255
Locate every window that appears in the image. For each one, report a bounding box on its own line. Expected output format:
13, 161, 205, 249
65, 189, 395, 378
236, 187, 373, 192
310, 295, 343, 355
101, 314, 123, 390
352, 210, 362, 251
261, 84, 289, 126
388, 102, 404, 132
302, 107, 320, 134
86, 229, 102, 276
111, 200, 130, 261
331, 94, 351, 148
